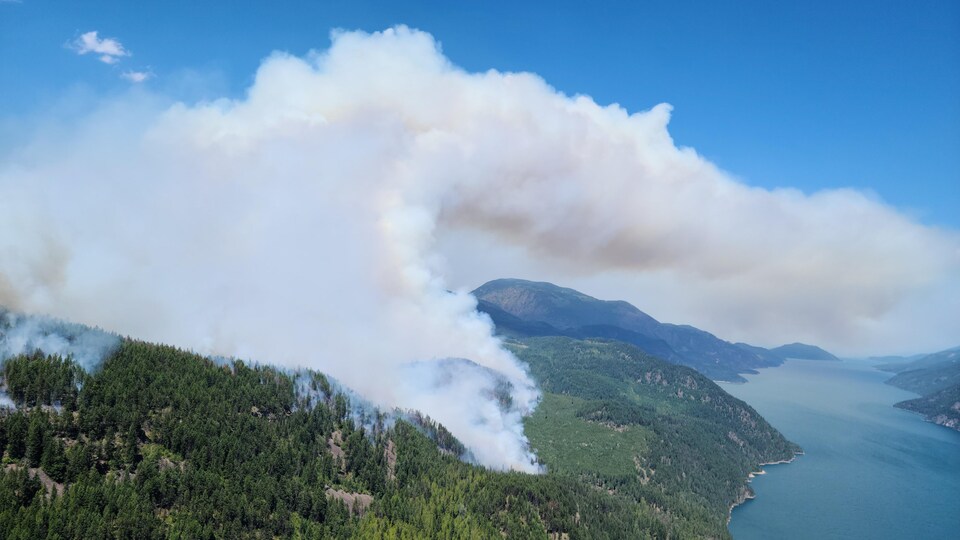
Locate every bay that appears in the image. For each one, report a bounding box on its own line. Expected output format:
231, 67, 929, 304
720, 358, 960, 540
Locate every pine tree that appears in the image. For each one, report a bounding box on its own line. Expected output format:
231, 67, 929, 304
66, 443, 90, 482
26, 413, 46, 467
41, 438, 67, 483
122, 423, 140, 466
0, 418, 7, 457
6, 412, 27, 459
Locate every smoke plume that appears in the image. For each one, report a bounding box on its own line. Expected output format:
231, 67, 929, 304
0, 310, 120, 371
1, 27, 958, 467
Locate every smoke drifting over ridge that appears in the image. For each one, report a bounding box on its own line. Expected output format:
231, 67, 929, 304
0, 310, 120, 371
0, 27, 958, 466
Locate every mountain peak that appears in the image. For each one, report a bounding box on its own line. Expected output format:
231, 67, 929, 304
769, 342, 839, 361
473, 278, 660, 331
473, 278, 784, 381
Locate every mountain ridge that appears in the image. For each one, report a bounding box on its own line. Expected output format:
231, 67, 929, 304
768, 342, 840, 361
475, 278, 792, 381
0, 306, 801, 538
883, 347, 960, 431
878, 346, 960, 374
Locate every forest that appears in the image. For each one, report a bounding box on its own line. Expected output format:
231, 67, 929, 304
0, 340, 737, 539
515, 337, 801, 532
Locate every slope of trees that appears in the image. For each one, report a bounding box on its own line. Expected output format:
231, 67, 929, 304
883, 347, 960, 432
0, 340, 714, 539
515, 336, 802, 533
895, 383, 960, 432
2, 351, 85, 409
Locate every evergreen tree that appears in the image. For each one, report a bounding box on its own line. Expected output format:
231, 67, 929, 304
25, 413, 46, 467
6, 412, 27, 459
0, 338, 756, 539
122, 423, 140, 466
0, 417, 7, 456
65, 443, 92, 482
41, 437, 67, 483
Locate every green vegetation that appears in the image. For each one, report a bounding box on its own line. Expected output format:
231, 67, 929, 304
473, 278, 786, 381
888, 363, 960, 396
524, 393, 650, 478
885, 349, 960, 396
884, 347, 960, 432
515, 337, 801, 534
0, 340, 722, 539
895, 383, 960, 431
2, 351, 85, 409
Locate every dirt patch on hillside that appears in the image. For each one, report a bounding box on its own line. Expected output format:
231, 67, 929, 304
5, 464, 64, 498
325, 487, 373, 516
385, 439, 396, 481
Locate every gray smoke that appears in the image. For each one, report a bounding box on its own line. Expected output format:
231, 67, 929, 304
0, 27, 957, 469
0, 309, 120, 371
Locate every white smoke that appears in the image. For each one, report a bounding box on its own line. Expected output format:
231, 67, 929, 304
0, 310, 120, 371
0, 26, 958, 467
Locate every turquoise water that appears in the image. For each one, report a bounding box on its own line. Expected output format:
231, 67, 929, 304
720, 359, 960, 540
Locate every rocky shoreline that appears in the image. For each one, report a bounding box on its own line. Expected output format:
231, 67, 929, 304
727, 451, 804, 525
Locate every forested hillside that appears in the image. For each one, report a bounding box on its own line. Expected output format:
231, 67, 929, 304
0, 340, 727, 539
513, 337, 801, 534
895, 383, 960, 432
883, 347, 960, 432
884, 348, 960, 395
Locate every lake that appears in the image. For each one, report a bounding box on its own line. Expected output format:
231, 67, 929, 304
720, 359, 960, 540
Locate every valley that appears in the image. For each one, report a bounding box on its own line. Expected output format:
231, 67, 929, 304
0, 282, 956, 539
0, 299, 803, 539
0, 6, 956, 539
722, 359, 960, 540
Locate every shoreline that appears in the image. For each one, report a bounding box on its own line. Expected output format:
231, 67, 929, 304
727, 451, 803, 525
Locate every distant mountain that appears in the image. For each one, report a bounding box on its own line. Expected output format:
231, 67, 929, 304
885, 347, 960, 396
871, 354, 926, 372
473, 278, 783, 381
887, 361, 960, 397
877, 346, 960, 374
768, 342, 839, 361
475, 298, 684, 363
474, 279, 660, 333
878, 347, 960, 395
883, 347, 960, 432
734, 342, 788, 365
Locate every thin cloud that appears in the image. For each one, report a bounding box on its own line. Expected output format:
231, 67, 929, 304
121, 70, 152, 83
71, 31, 130, 64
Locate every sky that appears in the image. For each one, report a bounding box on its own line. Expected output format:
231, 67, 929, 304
1, 0, 958, 358
2, 1, 956, 226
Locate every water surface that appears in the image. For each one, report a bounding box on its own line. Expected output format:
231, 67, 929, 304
721, 359, 960, 540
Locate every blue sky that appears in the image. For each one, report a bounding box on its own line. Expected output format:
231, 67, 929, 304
1, 1, 959, 357
1, 0, 958, 228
